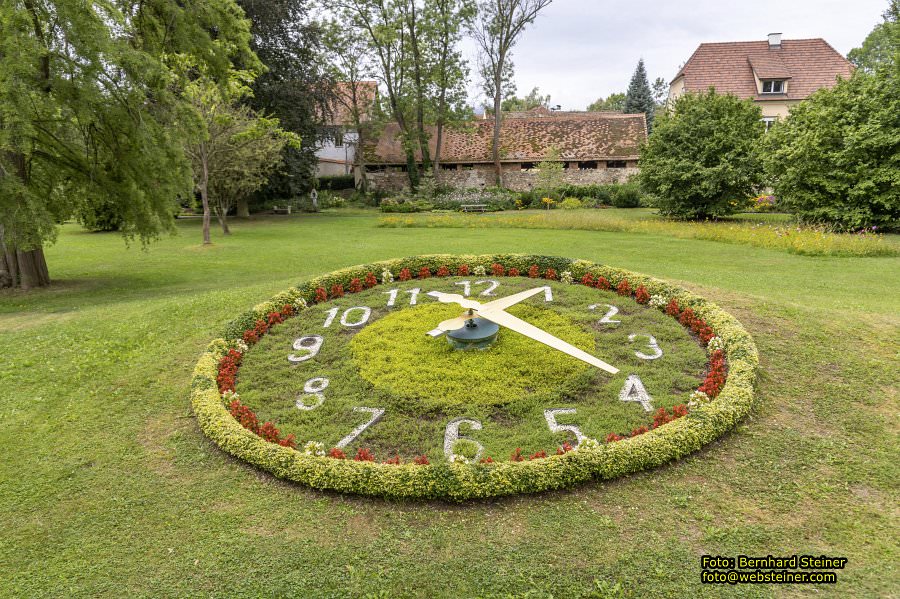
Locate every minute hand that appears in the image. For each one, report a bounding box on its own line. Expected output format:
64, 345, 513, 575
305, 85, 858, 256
478, 308, 619, 374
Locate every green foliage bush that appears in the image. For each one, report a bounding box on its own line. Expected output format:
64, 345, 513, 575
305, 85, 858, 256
558, 197, 583, 210
639, 90, 765, 219
317, 174, 356, 191
194, 254, 759, 500
763, 70, 900, 231
380, 198, 434, 213
610, 182, 643, 208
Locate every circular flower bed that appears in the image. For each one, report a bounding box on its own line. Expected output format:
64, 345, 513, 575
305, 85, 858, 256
191, 254, 758, 501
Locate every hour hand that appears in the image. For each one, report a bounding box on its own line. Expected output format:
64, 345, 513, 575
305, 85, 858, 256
426, 291, 482, 311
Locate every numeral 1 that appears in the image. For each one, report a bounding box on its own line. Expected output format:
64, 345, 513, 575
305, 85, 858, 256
455, 280, 472, 296
405, 288, 421, 305
336, 407, 385, 448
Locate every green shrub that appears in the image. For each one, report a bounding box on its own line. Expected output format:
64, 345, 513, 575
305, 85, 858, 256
763, 70, 900, 231
611, 182, 643, 208
317, 174, 355, 191
639, 90, 765, 219
558, 197, 583, 210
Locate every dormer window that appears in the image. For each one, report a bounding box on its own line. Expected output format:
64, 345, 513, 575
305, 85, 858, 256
761, 80, 785, 94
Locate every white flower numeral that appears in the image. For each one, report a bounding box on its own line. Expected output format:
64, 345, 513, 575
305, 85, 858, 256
590, 304, 620, 325
288, 335, 324, 363
323, 306, 372, 327
443, 418, 484, 462
543, 286, 553, 302
336, 407, 385, 449
383, 288, 421, 307
296, 377, 329, 411
383, 288, 399, 307
619, 375, 654, 412
628, 333, 663, 360
455, 280, 472, 296
544, 408, 586, 446
474, 280, 499, 296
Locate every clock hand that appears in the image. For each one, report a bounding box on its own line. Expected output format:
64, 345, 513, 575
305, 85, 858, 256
426, 287, 550, 337
425, 291, 482, 311
477, 308, 619, 374
477, 286, 548, 312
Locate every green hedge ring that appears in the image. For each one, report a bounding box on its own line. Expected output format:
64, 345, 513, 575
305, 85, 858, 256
191, 254, 758, 501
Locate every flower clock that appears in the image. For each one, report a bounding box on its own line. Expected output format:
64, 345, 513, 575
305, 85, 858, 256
192, 255, 757, 500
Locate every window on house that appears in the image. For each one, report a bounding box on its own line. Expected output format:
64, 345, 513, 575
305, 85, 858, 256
365, 165, 386, 173
761, 80, 785, 94
440, 162, 457, 170
578, 161, 598, 170
762, 117, 777, 132
606, 160, 627, 169
521, 162, 535, 170
460, 163, 474, 170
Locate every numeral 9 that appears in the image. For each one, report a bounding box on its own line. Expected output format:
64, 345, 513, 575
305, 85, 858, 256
288, 335, 324, 363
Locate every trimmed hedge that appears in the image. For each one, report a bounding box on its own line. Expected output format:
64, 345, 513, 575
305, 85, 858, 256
192, 254, 758, 501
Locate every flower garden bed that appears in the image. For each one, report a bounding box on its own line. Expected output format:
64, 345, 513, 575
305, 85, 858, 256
191, 254, 758, 500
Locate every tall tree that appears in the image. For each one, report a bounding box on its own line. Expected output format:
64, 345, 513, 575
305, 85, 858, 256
185, 76, 298, 242
399, 0, 432, 170
237, 0, 332, 212
426, 0, 475, 177
587, 93, 626, 112
848, 0, 899, 72
323, 24, 378, 192
340, 0, 420, 188
624, 59, 655, 132
0, 0, 256, 289
472, 0, 553, 186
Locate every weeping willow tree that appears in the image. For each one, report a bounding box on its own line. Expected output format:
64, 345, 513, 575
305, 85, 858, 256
0, 0, 258, 289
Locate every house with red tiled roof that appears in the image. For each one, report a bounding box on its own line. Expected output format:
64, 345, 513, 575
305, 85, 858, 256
669, 33, 854, 130
316, 81, 377, 177
363, 111, 647, 191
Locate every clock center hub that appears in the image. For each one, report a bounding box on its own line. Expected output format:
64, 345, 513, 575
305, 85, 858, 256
446, 316, 500, 350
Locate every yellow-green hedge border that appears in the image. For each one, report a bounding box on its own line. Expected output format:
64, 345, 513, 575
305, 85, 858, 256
191, 254, 758, 501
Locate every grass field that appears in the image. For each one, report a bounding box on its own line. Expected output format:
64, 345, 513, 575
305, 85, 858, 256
2, 213, 898, 597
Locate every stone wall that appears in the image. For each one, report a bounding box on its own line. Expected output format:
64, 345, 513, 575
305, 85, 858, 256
365, 163, 639, 193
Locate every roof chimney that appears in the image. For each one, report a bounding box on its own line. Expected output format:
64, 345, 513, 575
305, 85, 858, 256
768, 32, 782, 48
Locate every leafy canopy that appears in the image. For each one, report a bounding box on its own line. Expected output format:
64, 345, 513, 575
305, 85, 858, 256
0, 0, 257, 249
638, 90, 765, 219
763, 69, 900, 231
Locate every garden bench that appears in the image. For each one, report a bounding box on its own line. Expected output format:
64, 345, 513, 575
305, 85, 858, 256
272, 205, 292, 215
461, 204, 487, 213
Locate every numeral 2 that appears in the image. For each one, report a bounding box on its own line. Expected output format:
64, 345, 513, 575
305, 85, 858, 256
589, 303, 620, 324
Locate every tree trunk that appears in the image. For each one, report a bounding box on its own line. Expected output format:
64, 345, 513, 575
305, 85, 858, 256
492, 88, 503, 187
216, 207, 231, 235
236, 199, 250, 218
200, 149, 211, 244
0, 154, 52, 290
355, 128, 368, 193
434, 120, 444, 182
0, 242, 50, 290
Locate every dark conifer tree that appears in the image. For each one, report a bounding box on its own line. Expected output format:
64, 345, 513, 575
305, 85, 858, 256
624, 58, 656, 132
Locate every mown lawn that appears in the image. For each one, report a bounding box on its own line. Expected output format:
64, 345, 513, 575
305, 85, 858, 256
1, 214, 897, 598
